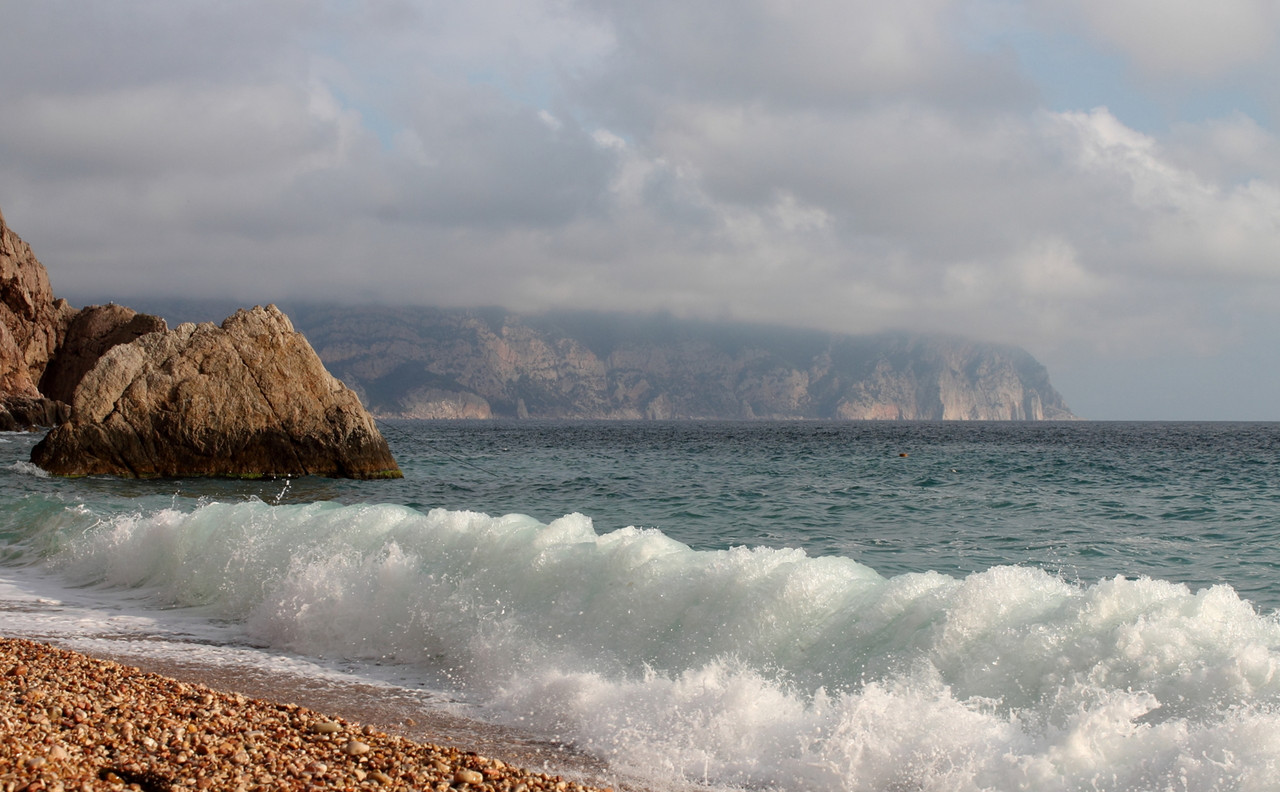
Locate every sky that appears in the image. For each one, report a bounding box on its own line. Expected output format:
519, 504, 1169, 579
2, 1, 1280, 419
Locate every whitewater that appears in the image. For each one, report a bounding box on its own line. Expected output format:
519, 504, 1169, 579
3, 420, 1280, 791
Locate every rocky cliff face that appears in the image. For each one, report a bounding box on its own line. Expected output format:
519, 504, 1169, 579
0, 210, 182, 431
0, 207, 75, 399
289, 306, 1077, 421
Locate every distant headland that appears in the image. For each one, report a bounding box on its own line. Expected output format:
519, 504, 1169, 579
4, 203, 1073, 429
114, 300, 1079, 422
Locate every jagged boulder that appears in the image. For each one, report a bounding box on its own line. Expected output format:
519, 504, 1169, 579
31, 305, 402, 479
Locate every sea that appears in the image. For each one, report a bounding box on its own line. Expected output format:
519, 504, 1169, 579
3, 420, 1280, 791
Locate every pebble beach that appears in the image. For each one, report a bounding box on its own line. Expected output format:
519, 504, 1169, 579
0, 639, 616, 792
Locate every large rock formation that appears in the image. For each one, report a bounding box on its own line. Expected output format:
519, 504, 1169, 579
0, 396, 67, 432
0, 207, 76, 424
31, 305, 402, 479
0, 207, 398, 479
0, 210, 157, 429
283, 306, 1077, 421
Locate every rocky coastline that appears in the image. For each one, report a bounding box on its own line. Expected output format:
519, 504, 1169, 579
0, 206, 400, 480
288, 305, 1077, 422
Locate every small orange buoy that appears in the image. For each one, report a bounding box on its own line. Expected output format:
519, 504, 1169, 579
899, 453, 908, 457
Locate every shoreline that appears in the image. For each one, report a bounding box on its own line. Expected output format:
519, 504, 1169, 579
1, 638, 628, 792
64, 643, 627, 788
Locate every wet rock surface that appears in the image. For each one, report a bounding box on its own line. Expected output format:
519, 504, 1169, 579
0, 395, 68, 432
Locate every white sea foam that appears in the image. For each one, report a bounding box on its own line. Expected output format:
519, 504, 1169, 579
12, 500, 1280, 790
6, 460, 49, 477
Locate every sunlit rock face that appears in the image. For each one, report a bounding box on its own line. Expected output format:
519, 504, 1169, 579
0, 209, 399, 475
32, 305, 402, 479
826, 336, 1072, 420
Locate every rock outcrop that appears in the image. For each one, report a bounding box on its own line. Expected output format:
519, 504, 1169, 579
285, 306, 1077, 421
31, 305, 402, 479
0, 207, 76, 424
0, 211, 153, 428
0, 207, 399, 479
0, 396, 67, 432
0, 208, 75, 396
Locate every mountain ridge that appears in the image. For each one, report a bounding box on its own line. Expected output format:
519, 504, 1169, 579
108, 299, 1077, 421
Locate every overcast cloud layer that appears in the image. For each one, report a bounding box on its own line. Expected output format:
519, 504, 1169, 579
3, 1, 1280, 418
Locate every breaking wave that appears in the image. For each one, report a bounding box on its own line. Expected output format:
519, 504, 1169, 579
5, 498, 1280, 790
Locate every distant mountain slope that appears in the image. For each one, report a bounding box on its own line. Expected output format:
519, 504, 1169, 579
263, 304, 1073, 421
102, 300, 1076, 420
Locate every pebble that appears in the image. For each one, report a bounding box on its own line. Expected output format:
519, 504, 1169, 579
454, 767, 484, 786
343, 739, 371, 756
0, 638, 619, 792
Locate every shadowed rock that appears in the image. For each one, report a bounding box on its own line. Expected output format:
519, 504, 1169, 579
39, 303, 169, 404
31, 305, 402, 479
0, 395, 68, 432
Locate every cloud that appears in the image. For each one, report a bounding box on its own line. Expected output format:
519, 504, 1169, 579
0, 1, 319, 92
1040, 0, 1280, 77
3, 1, 1280, 416
579, 0, 1033, 116
5, 81, 356, 181
1167, 113, 1280, 184
1053, 107, 1280, 280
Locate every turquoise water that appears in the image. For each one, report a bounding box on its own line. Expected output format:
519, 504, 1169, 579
3, 421, 1280, 791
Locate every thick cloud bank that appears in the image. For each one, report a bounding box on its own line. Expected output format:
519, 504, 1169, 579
3, 0, 1280, 418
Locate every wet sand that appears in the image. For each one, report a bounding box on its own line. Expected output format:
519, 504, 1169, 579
0, 638, 628, 792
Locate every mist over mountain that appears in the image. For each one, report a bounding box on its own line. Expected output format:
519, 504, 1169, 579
106, 299, 1075, 421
